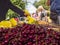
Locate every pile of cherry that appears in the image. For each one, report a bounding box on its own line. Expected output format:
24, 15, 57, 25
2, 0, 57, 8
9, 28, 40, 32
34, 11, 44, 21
0, 23, 60, 45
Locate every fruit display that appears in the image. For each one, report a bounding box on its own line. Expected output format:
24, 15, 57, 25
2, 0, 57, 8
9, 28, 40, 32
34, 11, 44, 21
38, 21, 48, 25
24, 9, 36, 24
9, 18, 18, 27
0, 18, 18, 28
37, 26, 60, 45
24, 10, 30, 16
0, 21, 12, 28
0, 23, 60, 45
25, 16, 36, 24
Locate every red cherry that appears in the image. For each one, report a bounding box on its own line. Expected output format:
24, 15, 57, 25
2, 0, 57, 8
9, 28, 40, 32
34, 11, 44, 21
14, 18, 19, 22
2, 42, 5, 45
5, 34, 9, 39
27, 42, 32, 45
33, 43, 36, 45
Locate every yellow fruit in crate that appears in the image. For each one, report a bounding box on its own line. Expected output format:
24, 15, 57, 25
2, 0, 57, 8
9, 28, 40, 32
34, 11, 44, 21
47, 17, 52, 23
38, 21, 48, 25
18, 21, 24, 25
26, 16, 36, 24
0, 21, 12, 28
10, 18, 17, 26
24, 10, 30, 16
0, 23, 4, 28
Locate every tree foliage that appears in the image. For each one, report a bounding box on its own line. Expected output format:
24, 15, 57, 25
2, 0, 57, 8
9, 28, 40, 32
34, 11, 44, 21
34, 0, 50, 10
6, 0, 25, 19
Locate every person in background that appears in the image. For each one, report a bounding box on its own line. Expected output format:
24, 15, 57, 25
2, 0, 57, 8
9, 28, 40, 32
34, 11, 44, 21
0, 0, 25, 21
37, 6, 48, 22
32, 13, 36, 18
32, 13, 37, 20
47, 0, 60, 25
32, 12, 40, 21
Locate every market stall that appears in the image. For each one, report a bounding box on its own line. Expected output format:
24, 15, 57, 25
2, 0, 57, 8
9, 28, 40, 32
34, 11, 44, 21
0, 18, 60, 45
0, 9, 60, 45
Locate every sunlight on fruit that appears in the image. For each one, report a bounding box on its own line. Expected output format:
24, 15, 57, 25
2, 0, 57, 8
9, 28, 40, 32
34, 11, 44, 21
47, 17, 52, 23
26, 16, 36, 24
9, 18, 17, 27
38, 21, 48, 25
0, 21, 12, 28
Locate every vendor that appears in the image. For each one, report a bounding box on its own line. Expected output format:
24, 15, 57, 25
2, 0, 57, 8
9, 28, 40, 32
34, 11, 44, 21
0, 0, 25, 21
48, 0, 60, 25
37, 6, 48, 22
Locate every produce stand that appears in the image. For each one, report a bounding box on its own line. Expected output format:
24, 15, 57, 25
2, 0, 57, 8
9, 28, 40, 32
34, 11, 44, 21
0, 20, 60, 45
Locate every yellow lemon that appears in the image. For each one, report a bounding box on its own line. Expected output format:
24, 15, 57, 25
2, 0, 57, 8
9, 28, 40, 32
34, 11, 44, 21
24, 10, 30, 16
0, 21, 12, 28
26, 16, 36, 24
0, 22, 4, 28
10, 18, 17, 27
